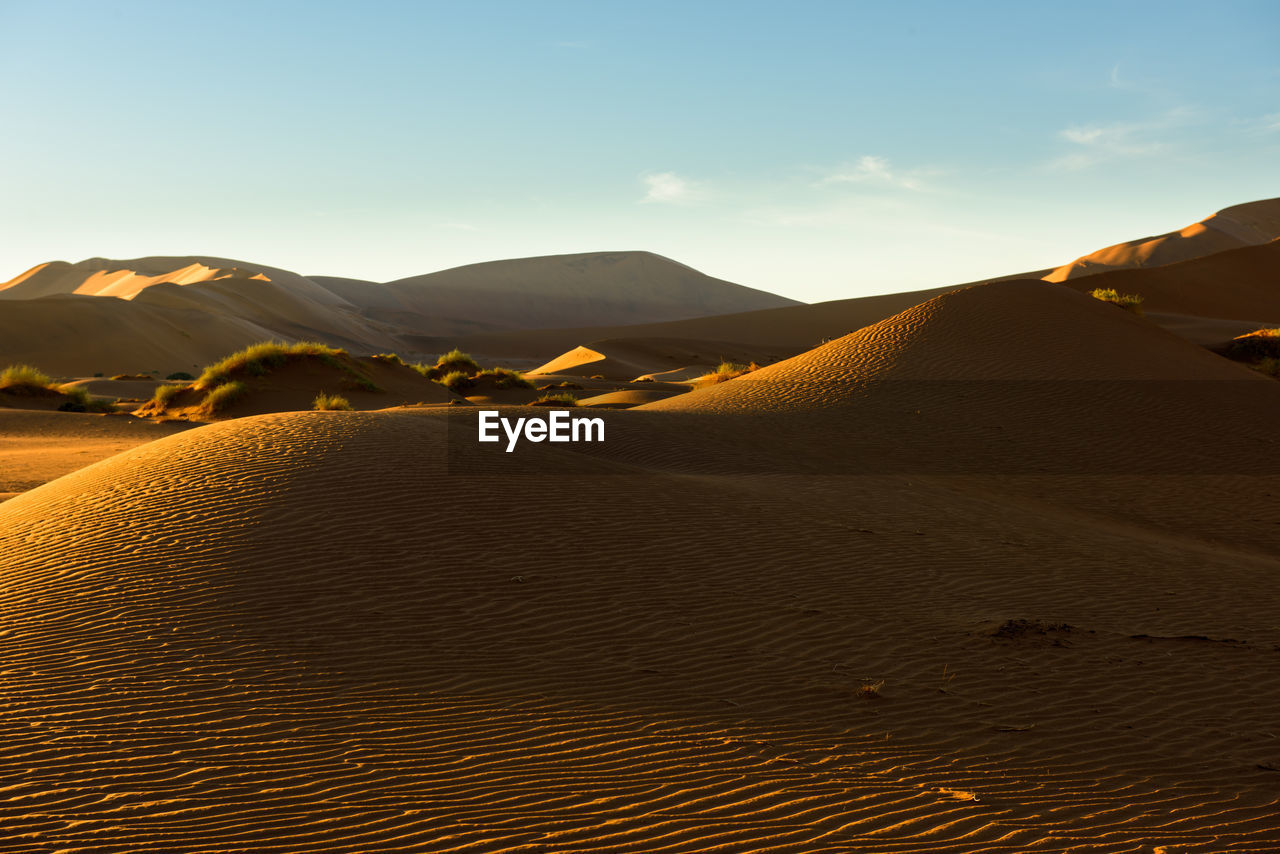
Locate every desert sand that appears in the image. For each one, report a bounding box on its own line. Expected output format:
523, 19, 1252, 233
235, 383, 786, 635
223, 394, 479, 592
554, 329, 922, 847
1044, 198, 1280, 282
1, 205, 1279, 851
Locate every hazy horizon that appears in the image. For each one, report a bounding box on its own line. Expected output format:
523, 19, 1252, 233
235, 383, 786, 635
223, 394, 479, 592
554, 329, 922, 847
2, 0, 1277, 302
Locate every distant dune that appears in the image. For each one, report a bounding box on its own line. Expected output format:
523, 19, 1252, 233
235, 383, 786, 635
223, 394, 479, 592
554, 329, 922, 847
4, 275, 1280, 846
1058, 239, 1280, 326
1044, 197, 1280, 281
4, 202, 1280, 849
0, 251, 802, 376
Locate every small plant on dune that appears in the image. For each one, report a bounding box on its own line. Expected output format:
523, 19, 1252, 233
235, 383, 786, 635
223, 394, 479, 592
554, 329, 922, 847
438, 370, 476, 392
473, 367, 534, 389
538, 381, 583, 391
313, 392, 353, 411
1254, 357, 1280, 378
151, 384, 186, 408
0, 364, 55, 393
530, 392, 579, 406
370, 352, 406, 365
859, 679, 885, 700
1089, 288, 1145, 315
198, 340, 347, 388
693, 360, 761, 386
165, 371, 195, 381
433, 348, 480, 375
1225, 328, 1280, 363
197, 340, 383, 395
56, 387, 117, 413
198, 381, 247, 416
111, 373, 152, 381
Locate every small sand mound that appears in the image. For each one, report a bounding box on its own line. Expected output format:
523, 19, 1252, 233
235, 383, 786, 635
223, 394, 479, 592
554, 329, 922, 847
138, 348, 455, 419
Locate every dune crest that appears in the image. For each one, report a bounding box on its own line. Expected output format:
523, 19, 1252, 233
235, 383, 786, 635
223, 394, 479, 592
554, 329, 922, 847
1044, 197, 1280, 282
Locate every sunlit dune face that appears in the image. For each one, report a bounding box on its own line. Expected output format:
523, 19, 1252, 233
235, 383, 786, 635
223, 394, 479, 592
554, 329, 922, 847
0, 262, 51, 292
72, 263, 273, 300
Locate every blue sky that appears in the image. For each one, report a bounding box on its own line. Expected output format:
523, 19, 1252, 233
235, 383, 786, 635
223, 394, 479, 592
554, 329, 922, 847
1, 0, 1276, 301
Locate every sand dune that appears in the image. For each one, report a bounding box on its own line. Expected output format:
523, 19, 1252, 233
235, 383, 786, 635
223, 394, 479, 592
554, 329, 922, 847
138, 352, 457, 420
648, 279, 1266, 415
4, 210, 1280, 850
0, 294, 284, 377
526, 337, 782, 381
2, 390, 1279, 849
411, 282, 973, 366
1045, 197, 1280, 282
0, 252, 804, 375
0, 255, 328, 301
1058, 239, 1280, 326
376, 250, 802, 330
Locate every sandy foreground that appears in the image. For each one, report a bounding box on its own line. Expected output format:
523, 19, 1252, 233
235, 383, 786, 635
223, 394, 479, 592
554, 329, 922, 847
1, 281, 1278, 851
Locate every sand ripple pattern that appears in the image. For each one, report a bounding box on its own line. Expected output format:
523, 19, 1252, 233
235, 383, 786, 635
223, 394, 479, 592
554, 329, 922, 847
1, 398, 1279, 850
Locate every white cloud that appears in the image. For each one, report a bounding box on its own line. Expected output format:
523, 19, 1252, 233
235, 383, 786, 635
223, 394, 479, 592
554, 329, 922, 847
640, 171, 704, 204
820, 155, 931, 191
1049, 109, 1197, 170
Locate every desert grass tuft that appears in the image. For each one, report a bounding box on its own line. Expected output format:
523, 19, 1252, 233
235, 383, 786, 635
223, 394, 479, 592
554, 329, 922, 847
1088, 288, 1145, 314
692, 360, 760, 386
313, 392, 353, 411
473, 367, 533, 389
433, 348, 480, 375
438, 370, 475, 392
1226, 328, 1280, 363
1253, 357, 1280, 378
198, 340, 346, 388
151, 384, 186, 408
165, 371, 195, 381
0, 364, 54, 392
859, 679, 885, 699
57, 387, 117, 413
530, 392, 579, 406
198, 381, 247, 416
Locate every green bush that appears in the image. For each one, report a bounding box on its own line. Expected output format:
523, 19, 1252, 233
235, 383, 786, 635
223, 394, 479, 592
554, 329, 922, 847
433, 348, 480, 375
530, 392, 579, 406
474, 367, 533, 389
692, 361, 759, 386
165, 371, 195, 381
198, 340, 346, 387
1089, 288, 1145, 314
438, 370, 475, 392
313, 392, 353, 411
57, 387, 117, 413
0, 364, 54, 391
151, 384, 186, 408
1254, 357, 1280, 378
198, 381, 246, 416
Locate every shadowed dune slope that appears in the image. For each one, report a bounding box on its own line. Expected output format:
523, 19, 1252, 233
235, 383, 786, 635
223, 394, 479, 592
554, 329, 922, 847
0, 294, 283, 377
527, 337, 788, 380
1058, 239, 1280, 325
379, 251, 801, 330
409, 282, 970, 363
1045, 197, 1280, 282
1, 408, 1279, 850
644, 279, 1270, 415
